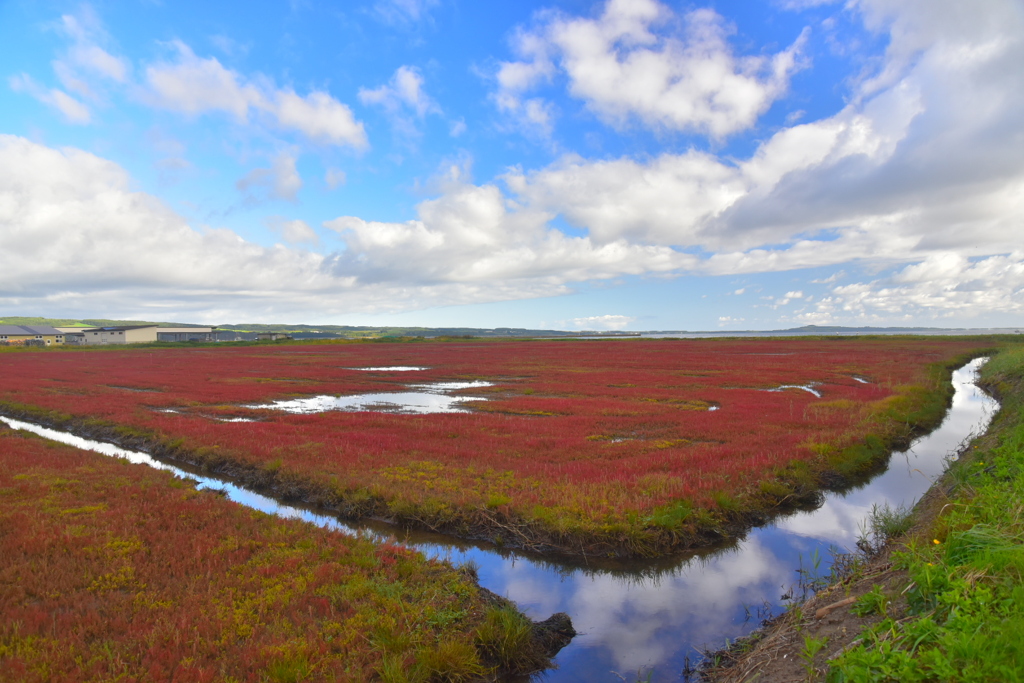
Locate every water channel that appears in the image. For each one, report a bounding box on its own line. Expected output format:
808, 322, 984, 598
0, 358, 995, 682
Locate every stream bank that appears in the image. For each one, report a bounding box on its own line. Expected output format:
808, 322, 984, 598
705, 353, 1022, 682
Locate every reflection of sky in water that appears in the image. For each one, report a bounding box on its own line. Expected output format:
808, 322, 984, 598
346, 366, 427, 371
247, 380, 493, 415
0, 359, 995, 682
766, 383, 822, 397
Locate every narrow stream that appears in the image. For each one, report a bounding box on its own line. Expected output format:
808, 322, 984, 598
0, 358, 995, 682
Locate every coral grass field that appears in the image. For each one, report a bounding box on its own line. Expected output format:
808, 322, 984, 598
0, 425, 548, 682
0, 337, 991, 556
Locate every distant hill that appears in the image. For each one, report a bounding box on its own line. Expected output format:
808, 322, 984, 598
213, 323, 608, 338
0, 316, 209, 329
3, 317, 1018, 339
0, 317, 594, 338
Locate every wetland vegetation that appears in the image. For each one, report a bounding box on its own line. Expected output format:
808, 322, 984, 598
0, 337, 1013, 681
0, 337, 993, 558
0, 425, 567, 682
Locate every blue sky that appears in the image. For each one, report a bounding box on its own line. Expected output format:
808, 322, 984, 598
1, 0, 1022, 330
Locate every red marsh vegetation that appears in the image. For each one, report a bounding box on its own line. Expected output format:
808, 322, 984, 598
0, 337, 991, 556
0, 426, 561, 682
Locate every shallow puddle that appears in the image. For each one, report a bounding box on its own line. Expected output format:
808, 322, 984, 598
0, 359, 994, 682
767, 383, 823, 397
247, 379, 493, 415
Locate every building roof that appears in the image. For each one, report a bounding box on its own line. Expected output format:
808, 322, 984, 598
80, 325, 159, 332
0, 325, 65, 336
155, 327, 216, 333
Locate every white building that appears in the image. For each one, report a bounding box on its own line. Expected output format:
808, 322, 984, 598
65, 325, 218, 344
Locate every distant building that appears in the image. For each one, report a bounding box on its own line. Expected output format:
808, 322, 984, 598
72, 325, 160, 344
256, 333, 293, 341
0, 325, 66, 346
156, 327, 218, 342
66, 325, 218, 344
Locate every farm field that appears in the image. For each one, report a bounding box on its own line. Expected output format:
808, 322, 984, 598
0, 424, 558, 682
0, 337, 993, 557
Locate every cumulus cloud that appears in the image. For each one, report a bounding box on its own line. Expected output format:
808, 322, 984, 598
492, 26, 559, 137
0, 135, 688, 320
144, 42, 368, 149
499, 0, 1024, 320
0, 135, 536, 319
814, 252, 1024, 322
0, 135, 330, 318
494, 0, 808, 137
324, 180, 690, 288
358, 66, 440, 140
360, 66, 437, 118
5, 0, 1024, 327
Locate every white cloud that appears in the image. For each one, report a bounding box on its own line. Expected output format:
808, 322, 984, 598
824, 252, 1024, 321
49, 9, 130, 101
373, 0, 439, 26
274, 90, 369, 148
571, 314, 635, 330
501, 0, 1024, 297
5, 0, 1024, 328
268, 217, 319, 245
144, 42, 368, 149
324, 167, 347, 189
8, 74, 91, 124
494, 0, 809, 137
65, 43, 129, 83
360, 66, 436, 118
0, 136, 687, 320
448, 118, 467, 137
0, 135, 329, 319
505, 150, 744, 246
359, 66, 440, 140
774, 290, 805, 307
492, 27, 558, 136
323, 179, 692, 287
145, 41, 259, 118
237, 153, 303, 202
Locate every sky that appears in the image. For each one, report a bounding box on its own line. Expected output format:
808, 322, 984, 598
1, 0, 1022, 331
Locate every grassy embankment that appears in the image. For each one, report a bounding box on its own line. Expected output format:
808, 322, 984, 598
0, 426, 570, 682
0, 339, 995, 557
826, 345, 1024, 681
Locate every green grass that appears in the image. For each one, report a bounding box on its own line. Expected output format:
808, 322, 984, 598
829, 344, 1024, 682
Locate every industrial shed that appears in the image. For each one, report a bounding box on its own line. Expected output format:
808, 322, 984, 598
0, 325, 66, 346
59, 325, 219, 345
